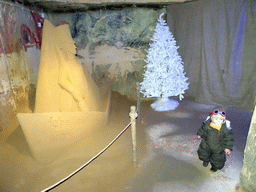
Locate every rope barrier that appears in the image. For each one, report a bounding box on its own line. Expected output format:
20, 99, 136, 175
41, 119, 134, 192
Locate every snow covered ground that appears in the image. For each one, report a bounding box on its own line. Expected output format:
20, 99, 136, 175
147, 124, 243, 192
118, 99, 251, 192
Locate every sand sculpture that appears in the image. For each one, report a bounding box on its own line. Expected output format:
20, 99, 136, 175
17, 20, 111, 164
34, 20, 102, 113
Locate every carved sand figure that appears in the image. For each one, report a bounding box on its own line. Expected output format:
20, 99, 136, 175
35, 19, 102, 113
17, 20, 111, 164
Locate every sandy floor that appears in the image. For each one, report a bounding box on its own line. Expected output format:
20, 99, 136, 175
0, 92, 252, 192
0, 92, 146, 192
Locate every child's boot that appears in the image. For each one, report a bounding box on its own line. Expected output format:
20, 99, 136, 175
210, 167, 218, 172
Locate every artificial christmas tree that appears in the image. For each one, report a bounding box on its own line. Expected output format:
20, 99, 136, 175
140, 13, 189, 111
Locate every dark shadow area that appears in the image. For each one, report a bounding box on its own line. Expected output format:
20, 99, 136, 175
5, 125, 33, 158
226, 107, 252, 152
28, 83, 36, 112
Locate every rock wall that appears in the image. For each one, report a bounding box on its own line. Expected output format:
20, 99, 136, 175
0, 2, 42, 132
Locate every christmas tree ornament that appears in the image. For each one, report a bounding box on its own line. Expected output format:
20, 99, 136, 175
140, 13, 189, 111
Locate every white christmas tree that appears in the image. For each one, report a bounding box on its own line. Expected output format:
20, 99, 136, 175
140, 13, 189, 111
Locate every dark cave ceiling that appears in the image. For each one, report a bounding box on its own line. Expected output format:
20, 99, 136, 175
16, 0, 196, 12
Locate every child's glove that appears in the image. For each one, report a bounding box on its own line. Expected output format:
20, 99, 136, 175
225, 148, 231, 155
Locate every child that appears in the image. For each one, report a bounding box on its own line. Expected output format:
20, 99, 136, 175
197, 109, 234, 172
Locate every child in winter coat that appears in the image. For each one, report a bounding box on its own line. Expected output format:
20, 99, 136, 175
197, 109, 234, 172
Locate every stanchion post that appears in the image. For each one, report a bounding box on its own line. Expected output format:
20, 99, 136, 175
136, 82, 141, 123
129, 106, 138, 167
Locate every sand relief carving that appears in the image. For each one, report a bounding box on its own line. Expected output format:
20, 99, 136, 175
34, 20, 102, 113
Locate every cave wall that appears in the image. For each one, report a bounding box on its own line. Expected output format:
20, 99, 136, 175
0, 1, 42, 133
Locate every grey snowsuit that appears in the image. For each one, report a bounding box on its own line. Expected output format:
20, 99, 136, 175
197, 118, 234, 170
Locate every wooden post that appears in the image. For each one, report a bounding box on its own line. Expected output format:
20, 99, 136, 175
129, 106, 138, 167
136, 82, 141, 123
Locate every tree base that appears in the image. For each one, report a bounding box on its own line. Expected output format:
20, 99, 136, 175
151, 97, 179, 111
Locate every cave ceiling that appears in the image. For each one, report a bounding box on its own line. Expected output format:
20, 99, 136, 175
19, 0, 196, 12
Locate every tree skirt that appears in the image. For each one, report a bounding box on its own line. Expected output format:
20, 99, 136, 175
151, 98, 179, 111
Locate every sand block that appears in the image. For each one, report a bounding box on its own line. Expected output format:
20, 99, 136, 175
17, 90, 111, 164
